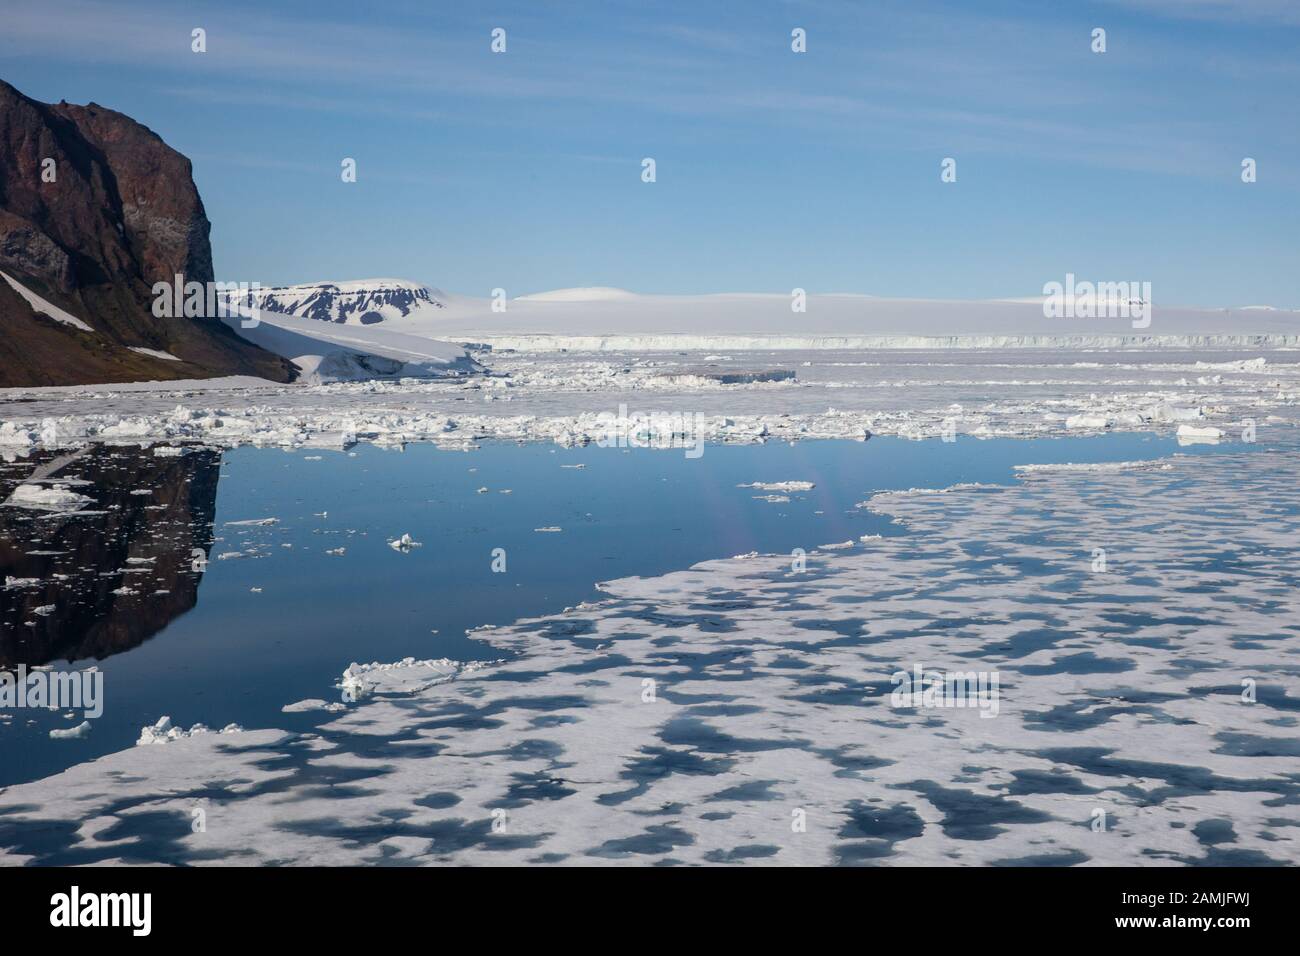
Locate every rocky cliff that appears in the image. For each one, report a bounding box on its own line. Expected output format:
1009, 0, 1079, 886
0, 79, 295, 386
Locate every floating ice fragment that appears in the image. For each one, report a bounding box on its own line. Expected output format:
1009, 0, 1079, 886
49, 721, 92, 740
137, 716, 243, 745
340, 657, 461, 700
1177, 424, 1225, 445
1064, 414, 1110, 429
1014, 460, 1171, 475
3, 484, 94, 512
282, 699, 347, 714
389, 533, 422, 552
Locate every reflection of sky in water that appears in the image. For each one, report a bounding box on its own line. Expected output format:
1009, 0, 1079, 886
0, 433, 1248, 786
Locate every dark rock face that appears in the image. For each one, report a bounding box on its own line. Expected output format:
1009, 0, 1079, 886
0, 79, 295, 386
0, 445, 221, 667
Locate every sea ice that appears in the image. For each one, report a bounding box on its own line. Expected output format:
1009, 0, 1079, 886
388, 533, 421, 552
3, 484, 94, 512
48, 721, 92, 740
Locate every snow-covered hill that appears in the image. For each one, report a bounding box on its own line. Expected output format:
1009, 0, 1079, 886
218, 283, 483, 385
228, 279, 446, 326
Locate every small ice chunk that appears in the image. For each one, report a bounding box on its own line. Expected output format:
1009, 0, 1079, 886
49, 721, 92, 740
340, 658, 461, 701
3, 484, 94, 512
389, 533, 422, 552
1065, 414, 1110, 429
137, 716, 243, 745
1177, 424, 1224, 444
737, 480, 814, 492
282, 698, 347, 714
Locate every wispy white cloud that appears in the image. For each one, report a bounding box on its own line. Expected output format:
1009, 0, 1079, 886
1099, 0, 1300, 26
2, 0, 1295, 186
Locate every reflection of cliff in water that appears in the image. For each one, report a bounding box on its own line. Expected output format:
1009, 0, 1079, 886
0, 444, 220, 667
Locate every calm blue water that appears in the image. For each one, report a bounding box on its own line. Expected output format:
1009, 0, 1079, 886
0, 433, 1248, 785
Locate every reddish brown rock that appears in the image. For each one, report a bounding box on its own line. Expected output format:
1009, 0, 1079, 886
0, 79, 295, 386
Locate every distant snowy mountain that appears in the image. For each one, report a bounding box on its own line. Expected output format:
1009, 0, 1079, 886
216, 279, 479, 384
229, 279, 446, 325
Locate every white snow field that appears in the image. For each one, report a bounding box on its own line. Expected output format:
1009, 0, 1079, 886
382, 285, 1300, 352
216, 301, 480, 385
0, 446, 1296, 865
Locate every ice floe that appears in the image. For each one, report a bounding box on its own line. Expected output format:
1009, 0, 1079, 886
136, 716, 244, 745
48, 721, 92, 740
388, 533, 422, 552
2, 484, 94, 512
3, 346, 1296, 459
3, 446, 1297, 865
738, 480, 815, 492
1177, 424, 1225, 444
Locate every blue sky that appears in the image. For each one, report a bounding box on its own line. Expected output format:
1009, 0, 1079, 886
3, 0, 1297, 305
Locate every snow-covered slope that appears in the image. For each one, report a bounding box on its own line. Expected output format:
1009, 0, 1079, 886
218, 302, 479, 385
227, 279, 446, 326
390, 290, 1300, 351
0, 269, 93, 331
